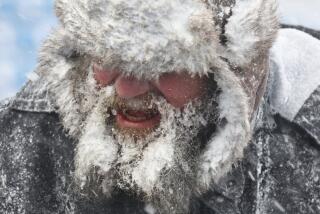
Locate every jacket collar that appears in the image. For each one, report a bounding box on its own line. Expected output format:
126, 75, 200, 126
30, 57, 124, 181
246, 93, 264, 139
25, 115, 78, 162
293, 86, 320, 145
267, 55, 320, 145
268, 29, 320, 145
9, 78, 56, 113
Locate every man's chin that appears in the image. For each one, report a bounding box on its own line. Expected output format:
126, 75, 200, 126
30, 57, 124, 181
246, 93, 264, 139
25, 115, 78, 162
115, 126, 156, 139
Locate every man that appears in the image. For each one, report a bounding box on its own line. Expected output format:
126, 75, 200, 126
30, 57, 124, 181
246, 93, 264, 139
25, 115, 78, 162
1, 0, 320, 213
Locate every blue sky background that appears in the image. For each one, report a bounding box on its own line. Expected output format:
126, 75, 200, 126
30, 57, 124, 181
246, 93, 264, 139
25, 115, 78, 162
0, 0, 56, 99
0, 0, 320, 100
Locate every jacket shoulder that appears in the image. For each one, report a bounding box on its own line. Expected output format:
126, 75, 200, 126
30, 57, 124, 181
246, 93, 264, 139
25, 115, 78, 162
294, 86, 320, 144
268, 28, 320, 143
250, 115, 320, 214
0, 105, 74, 213
269, 28, 320, 121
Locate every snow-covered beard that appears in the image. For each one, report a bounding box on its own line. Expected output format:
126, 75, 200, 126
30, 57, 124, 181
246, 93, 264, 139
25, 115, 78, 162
73, 77, 218, 213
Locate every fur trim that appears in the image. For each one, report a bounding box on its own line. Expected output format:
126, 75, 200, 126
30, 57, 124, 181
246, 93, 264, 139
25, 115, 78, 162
197, 63, 250, 189
53, 0, 278, 78
54, 0, 221, 79
224, 0, 279, 65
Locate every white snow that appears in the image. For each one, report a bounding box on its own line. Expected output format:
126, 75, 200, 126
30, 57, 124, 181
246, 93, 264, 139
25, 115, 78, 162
270, 28, 320, 120
131, 139, 174, 193
273, 200, 286, 213
26, 72, 39, 82
144, 204, 156, 214
248, 171, 256, 181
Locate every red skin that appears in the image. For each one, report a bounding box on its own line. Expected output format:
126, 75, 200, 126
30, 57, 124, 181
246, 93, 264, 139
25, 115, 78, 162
93, 64, 207, 130
93, 64, 119, 87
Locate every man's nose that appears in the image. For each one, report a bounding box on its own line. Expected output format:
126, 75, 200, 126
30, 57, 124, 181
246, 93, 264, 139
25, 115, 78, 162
115, 75, 152, 99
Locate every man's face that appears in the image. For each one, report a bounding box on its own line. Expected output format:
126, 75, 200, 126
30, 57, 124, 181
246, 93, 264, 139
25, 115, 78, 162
93, 62, 208, 133
73, 61, 218, 213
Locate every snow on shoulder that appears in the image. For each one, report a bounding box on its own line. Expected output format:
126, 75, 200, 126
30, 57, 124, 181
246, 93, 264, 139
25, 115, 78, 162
269, 28, 320, 121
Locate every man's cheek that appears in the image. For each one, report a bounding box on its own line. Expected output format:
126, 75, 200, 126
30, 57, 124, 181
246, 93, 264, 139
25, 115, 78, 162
155, 73, 207, 108
93, 64, 119, 87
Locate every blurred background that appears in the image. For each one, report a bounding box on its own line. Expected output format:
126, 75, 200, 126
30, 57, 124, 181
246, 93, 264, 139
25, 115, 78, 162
0, 0, 320, 100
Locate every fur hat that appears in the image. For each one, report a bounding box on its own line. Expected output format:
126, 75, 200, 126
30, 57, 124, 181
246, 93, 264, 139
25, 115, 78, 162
38, 0, 278, 188
54, 0, 278, 77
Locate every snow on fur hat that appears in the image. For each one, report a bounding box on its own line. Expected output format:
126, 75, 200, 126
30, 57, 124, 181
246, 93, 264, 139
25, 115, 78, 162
54, 0, 278, 78
39, 0, 278, 188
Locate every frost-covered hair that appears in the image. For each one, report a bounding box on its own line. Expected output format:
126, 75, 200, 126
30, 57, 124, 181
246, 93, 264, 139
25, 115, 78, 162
34, 0, 278, 204
73, 84, 219, 213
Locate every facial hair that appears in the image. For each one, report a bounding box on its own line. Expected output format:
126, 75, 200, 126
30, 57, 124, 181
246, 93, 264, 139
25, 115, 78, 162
72, 75, 218, 213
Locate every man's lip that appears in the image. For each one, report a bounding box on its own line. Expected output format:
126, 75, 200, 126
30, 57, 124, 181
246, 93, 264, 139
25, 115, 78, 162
116, 110, 161, 129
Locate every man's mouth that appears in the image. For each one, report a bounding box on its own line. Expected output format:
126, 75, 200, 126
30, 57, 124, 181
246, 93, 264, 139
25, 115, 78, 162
116, 108, 161, 130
